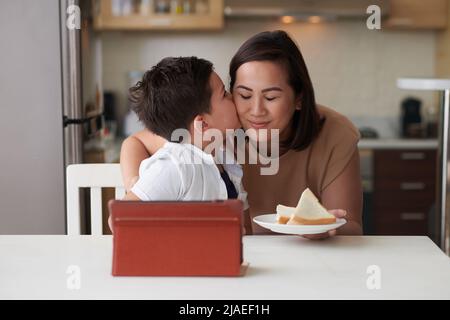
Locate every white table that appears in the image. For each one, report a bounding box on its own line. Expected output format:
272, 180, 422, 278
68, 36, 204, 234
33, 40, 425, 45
1, 235, 450, 300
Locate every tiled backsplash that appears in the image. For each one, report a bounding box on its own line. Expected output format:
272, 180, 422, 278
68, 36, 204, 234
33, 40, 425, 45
350, 115, 401, 138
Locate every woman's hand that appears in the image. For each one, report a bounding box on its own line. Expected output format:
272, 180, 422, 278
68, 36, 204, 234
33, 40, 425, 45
300, 209, 347, 240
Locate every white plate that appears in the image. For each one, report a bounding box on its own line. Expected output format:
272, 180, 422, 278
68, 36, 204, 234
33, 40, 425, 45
253, 214, 347, 235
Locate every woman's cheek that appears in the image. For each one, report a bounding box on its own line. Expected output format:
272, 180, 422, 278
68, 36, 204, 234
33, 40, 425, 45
222, 101, 240, 129
273, 100, 293, 124
234, 102, 247, 120
239, 108, 251, 128
229, 106, 242, 129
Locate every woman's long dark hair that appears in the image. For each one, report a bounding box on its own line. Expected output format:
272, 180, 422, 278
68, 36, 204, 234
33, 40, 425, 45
229, 30, 324, 151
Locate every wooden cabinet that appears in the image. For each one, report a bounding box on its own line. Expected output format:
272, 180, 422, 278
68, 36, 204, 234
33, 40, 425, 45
436, 0, 450, 80
93, 0, 224, 31
385, 0, 448, 30
373, 149, 437, 235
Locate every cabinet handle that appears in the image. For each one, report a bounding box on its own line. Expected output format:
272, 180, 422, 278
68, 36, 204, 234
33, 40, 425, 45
400, 213, 426, 221
400, 152, 426, 160
400, 182, 426, 191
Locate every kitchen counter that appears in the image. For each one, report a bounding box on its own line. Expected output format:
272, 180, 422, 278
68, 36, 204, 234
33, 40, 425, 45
84, 137, 124, 164
1, 235, 450, 299
358, 138, 438, 149
90, 137, 439, 156
104, 138, 124, 163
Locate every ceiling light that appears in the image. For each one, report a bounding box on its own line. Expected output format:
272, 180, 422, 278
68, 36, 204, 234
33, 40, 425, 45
308, 15, 323, 23
281, 16, 295, 24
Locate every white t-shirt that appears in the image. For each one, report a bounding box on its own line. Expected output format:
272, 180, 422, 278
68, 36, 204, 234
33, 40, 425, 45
131, 142, 249, 210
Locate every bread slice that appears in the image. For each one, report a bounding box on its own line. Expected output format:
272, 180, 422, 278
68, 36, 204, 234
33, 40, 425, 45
277, 188, 336, 225
276, 204, 295, 224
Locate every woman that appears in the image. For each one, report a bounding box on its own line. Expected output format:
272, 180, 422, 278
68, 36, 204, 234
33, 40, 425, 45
120, 30, 363, 239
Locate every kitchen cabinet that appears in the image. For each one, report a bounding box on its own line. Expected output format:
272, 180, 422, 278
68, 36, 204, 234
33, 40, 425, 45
372, 149, 437, 235
385, 0, 448, 30
436, 1, 450, 80
93, 0, 224, 31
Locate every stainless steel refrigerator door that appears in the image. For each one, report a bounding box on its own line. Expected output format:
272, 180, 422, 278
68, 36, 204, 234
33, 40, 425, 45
0, 0, 66, 234
61, 0, 83, 166
435, 89, 450, 255
440, 90, 450, 255
61, 0, 91, 234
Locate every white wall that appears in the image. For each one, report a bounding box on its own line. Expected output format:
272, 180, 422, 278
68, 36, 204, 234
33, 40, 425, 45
100, 19, 436, 133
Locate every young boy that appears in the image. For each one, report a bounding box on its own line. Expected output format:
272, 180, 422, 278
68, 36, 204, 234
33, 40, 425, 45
109, 57, 249, 232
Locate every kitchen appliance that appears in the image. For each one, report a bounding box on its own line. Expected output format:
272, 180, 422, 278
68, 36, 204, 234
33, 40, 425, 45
359, 127, 379, 139
401, 97, 424, 138
398, 78, 450, 256
103, 91, 118, 139
0, 0, 103, 234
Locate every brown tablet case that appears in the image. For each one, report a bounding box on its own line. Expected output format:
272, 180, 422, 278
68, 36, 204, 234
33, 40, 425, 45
109, 200, 243, 276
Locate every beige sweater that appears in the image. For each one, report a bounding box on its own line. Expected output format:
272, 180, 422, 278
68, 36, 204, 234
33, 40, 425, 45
242, 105, 361, 234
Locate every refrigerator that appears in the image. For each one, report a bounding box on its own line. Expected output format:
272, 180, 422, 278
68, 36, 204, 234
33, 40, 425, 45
0, 0, 103, 234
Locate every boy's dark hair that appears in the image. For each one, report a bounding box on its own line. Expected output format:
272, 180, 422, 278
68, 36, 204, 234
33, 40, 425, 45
229, 30, 324, 151
129, 56, 213, 140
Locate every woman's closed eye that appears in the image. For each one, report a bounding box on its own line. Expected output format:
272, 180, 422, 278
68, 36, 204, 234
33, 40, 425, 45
239, 94, 279, 101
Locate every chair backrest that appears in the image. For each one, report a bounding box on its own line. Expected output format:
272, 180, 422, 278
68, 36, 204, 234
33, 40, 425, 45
66, 164, 125, 235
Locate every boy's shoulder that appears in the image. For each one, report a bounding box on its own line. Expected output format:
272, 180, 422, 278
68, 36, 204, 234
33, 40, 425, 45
139, 141, 216, 174
166, 142, 216, 166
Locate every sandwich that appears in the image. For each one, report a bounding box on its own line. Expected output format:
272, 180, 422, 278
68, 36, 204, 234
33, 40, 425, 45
275, 204, 295, 224
276, 188, 336, 225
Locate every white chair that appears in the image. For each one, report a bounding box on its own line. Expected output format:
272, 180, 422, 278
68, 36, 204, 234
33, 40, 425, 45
66, 164, 125, 235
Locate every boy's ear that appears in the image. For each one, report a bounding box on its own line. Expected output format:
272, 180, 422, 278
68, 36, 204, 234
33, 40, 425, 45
193, 115, 209, 133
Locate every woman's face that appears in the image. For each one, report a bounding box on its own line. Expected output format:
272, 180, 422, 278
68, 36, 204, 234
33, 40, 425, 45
232, 61, 300, 142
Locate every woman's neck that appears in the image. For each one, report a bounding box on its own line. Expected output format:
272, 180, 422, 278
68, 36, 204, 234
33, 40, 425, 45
248, 127, 292, 158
